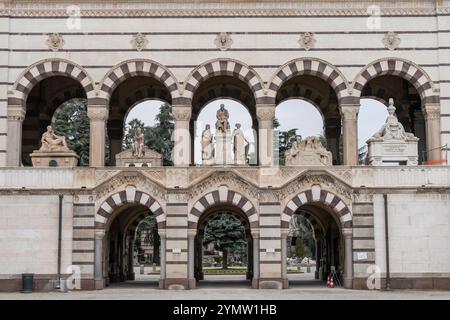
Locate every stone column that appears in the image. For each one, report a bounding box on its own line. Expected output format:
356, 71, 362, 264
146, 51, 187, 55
6, 106, 26, 166
197, 234, 204, 280
127, 233, 135, 280
158, 229, 166, 289
340, 104, 359, 166
423, 104, 442, 162
314, 239, 320, 280
256, 105, 275, 166
172, 106, 191, 166
281, 228, 289, 289
94, 229, 105, 289
87, 106, 109, 167
251, 229, 260, 288
343, 228, 354, 289
187, 229, 196, 289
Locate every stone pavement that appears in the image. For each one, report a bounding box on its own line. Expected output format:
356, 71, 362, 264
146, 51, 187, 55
1, 275, 449, 300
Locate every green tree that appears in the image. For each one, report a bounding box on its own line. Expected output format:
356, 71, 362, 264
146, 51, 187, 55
278, 128, 298, 166
53, 98, 110, 166
145, 103, 174, 165
203, 214, 246, 269
135, 215, 160, 264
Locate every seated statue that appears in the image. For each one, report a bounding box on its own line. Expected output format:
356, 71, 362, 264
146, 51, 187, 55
39, 125, 70, 152
215, 103, 230, 133
285, 135, 332, 166
132, 127, 145, 158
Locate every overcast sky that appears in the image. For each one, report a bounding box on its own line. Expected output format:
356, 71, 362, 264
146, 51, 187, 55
126, 98, 389, 164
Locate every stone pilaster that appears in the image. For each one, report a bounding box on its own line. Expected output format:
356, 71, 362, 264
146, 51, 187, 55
172, 106, 191, 166
158, 229, 166, 288
340, 104, 359, 166
256, 105, 275, 166
94, 229, 105, 290
280, 228, 289, 289
187, 229, 196, 289
251, 229, 260, 289
87, 106, 108, 167
423, 104, 442, 162
6, 106, 26, 167
343, 228, 354, 289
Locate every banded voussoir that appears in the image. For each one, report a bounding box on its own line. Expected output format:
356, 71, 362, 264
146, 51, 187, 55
266, 57, 349, 104
353, 57, 439, 105
281, 185, 352, 229
183, 58, 265, 103
95, 185, 165, 229
9, 58, 95, 109
188, 185, 258, 229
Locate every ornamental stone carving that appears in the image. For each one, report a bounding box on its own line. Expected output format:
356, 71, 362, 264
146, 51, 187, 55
298, 32, 316, 51
423, 104, 440, 120
87, 107, 109, 121
7, 107, 26, 121
131, 32, 148, 51
214, 32, 233, 51
285, 135, 332, 166
172, 108, 191, 121
256, 107, 276, 122
382, 32, 401, 51
46, 33, 65, 52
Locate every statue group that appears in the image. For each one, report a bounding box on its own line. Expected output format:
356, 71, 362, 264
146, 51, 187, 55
285, 135, 332, 166
201, 104, 248, 165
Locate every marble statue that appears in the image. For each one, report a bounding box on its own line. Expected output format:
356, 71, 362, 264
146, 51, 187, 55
201, 124, 214, 163
232, 123, 248, 165
285, 135, 332, 166
215, 104, 230, 133
367, 98, 419, 166
39, 125, 70, 152
132, 127, 145, 158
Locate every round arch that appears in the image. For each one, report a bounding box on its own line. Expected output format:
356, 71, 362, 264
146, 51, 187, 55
95, 185, 166, 230
8, 58, 95, 109
98, 59, 180, 106
352, 57, 439, 106
189, 185, 258, 231
183, 58, 265, 104
267, 57, 350, 104
281, 185, 352, 230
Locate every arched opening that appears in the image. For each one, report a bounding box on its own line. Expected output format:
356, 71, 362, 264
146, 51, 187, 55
275, 75, 341, 164
105, 203, 161, 288
286, 203, 343, 287
190, 75, 259, 165
275, 99, 325, 165
194, 99, 256, 165
361, 75, 426, 163
107, 75, 172, 166
194, 204, 253, 288
21, 76, 86, 166
357, 98, 390, 164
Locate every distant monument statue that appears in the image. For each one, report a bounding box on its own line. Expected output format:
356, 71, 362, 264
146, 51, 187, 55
285, 135, 332, 166
40, 125, 70, 152
201, 124, 215, 165
132, 127, 145, 158
232, 123, 248, 165
215, 103, 230, 133
30, 125, 79, 167
367, 98, 419, 166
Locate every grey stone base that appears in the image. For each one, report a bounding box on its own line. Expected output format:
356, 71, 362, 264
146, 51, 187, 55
258, 278, 284, 289
353, 277, 450, 290
160, 278, 189, 290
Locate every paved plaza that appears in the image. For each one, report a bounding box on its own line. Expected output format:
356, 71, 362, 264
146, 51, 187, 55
1, 275, 449, 300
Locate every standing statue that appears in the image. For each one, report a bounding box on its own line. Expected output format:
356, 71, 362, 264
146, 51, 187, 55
39, 125, 70, 152
232, 123, 248, 164
132, 127, 145, 158
201, 124, 214, 162
215, 104, 230, 133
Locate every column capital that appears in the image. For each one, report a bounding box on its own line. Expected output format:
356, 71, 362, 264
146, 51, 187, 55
94, 229, 106, 239
158, 229, 167, 238
256, 105, 275, 122
7, 106, 26, 121
250, 229, 260, 238
187, 228, 197, 238
340, 105, 359, 120
423, 104, 440, 120
172, 106, 192, 121
87, 106, 109, 121
342, 228, 353, 237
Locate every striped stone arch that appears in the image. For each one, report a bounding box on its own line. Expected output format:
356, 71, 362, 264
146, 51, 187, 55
98, 59, 180, 106
188, 186, 258, 229
183, 58, 265, 103
266, 58, 349, 103
8, 58, 96, 108
353, 57, 439, 105
281, 185, 352, 229
95, 185, 165, 229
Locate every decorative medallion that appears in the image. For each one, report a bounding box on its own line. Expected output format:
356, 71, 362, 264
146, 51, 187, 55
131, 32, 148, 51
46, 33, 65, 52
214, 32, 233, 51
298, 32, 316, 51
382, 32, 401, 51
